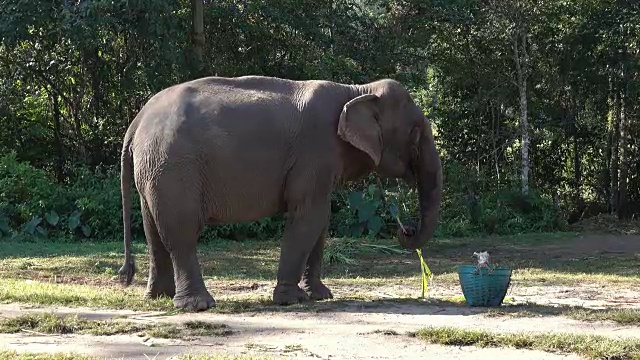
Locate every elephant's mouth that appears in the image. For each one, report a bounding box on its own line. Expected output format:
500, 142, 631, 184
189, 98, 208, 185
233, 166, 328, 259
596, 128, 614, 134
402, 159, 419, 187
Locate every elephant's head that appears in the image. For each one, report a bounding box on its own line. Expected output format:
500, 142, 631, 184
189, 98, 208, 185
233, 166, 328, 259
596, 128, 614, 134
337, 79, 443, 249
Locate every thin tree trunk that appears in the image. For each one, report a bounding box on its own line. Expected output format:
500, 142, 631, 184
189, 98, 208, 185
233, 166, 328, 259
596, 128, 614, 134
92, 50, 102, 117
609, 79, 621, 214
191, 0, 205, 74
491, 102, 500, 186
618, 69, 630, 220
573, 113, 583, 216
51, 92, 65, 182
513, 28, 530, 195
72, 101, 86, 162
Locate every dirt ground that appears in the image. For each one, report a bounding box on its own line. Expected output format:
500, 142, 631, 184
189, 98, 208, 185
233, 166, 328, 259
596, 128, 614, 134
1, 233, 639, 360
0, 302, 609, 360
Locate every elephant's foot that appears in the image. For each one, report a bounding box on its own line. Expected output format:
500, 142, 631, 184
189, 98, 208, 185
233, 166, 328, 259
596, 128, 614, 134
300, 278, 333, 300
145, 273, 176, 299
145, 278, 176, 299
273, 283, 311, 305
310, 282, 334, 300
173, 290, 216, 311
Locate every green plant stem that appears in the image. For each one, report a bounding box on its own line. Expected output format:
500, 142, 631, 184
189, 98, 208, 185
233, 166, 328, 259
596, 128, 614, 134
415, 249, 433, 298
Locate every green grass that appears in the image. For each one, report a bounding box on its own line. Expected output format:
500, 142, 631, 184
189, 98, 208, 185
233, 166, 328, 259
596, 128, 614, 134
0, 313, 231, 340
0, 350, 94, 360
0, 278, 174, 311
0, 312, 147, 335
0, 232, 639, 317
2, 232, 636, 284
485, 304, 640, 325
179, 355, 278, 360
183, 320, 233, 336
0, 350, 277, 360
414, 327, 640, 360
142, 320, 232, 339
2, 233, 640, 359
569, 308, 640, 325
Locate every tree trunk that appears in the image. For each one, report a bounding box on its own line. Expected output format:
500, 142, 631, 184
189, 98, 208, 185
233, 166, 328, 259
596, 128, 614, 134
191, 0, 205, 75
618, 71, 630, 220
566, 93, 584, 216
491, 101, 500, 186
72, 99, 86, 162
513, 28, 530, 195
609, 79, 621, 214
51, 92, 65, 183
573, 118, 583, 216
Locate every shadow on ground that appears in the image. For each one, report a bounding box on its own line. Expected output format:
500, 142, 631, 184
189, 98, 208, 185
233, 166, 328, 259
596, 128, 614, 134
207, 296, 609, 318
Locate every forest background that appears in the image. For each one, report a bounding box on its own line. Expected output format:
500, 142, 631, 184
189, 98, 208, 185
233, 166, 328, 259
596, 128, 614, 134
0, 0, 638, 243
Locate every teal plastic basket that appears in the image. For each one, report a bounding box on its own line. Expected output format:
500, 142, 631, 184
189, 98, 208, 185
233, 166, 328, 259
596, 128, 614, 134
457, 265, 512, 307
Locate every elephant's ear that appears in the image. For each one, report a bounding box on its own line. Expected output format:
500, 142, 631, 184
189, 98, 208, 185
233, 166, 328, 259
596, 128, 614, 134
337, 94, 382, 166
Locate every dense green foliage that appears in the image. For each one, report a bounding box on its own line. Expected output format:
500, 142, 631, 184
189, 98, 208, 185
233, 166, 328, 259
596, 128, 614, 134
0, 152, 563, 241
0, 0, 637, 242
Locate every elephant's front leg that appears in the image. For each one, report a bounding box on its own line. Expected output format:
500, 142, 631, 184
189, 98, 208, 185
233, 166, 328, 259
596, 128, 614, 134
273, 200, 330, 305
299, 229, 333, 300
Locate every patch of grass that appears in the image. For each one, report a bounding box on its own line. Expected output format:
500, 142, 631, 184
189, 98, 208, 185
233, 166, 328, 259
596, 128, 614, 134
430, 231, 579, 250
0, 350, 94, 360
183, 320, 233, 336
2, 276, 639, 326
568, 308, 640, 325
509, 267, 640, 286
143, 321, 232, 339
209, 296, 276, 314
0, 313, 232, 340
0, 278, 174, 311
322, 238, 408, 265
180, 355, 277, 360
2, 233, 638, 285
484, 303, 640, 326
0, 350, 271, 360
283, 344, 304, 352
0, 241, 142, 282
414, 326, 640, 360
0, 233, 582, 286
372, 329, 400, 336
1, 233, 639, 312
0, 313, 148, 336
143, 324, 182, 339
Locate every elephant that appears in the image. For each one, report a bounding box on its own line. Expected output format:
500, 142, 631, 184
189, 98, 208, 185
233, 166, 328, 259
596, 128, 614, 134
118, 75, 443, 311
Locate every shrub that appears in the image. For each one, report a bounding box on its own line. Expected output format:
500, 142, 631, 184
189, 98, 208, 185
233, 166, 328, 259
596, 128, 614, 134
0, 153, 566, 242
0, 152, 142, 240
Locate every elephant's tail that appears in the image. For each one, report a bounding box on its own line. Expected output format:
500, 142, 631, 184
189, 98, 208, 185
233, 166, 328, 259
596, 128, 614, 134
118, 135, 136, 286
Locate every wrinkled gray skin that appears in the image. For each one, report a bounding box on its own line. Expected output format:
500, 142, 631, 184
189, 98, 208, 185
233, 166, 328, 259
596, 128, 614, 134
118, 76, 443, 311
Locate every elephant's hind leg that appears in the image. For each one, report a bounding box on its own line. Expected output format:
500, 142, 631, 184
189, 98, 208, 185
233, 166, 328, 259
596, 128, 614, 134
299, 229, 333, 300
141, 199, 175, 299
170, 246, 215, 311
153, 198, 215, 311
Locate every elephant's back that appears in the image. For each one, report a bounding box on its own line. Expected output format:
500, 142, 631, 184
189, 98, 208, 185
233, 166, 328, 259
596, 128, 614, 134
129, 77, 296, 223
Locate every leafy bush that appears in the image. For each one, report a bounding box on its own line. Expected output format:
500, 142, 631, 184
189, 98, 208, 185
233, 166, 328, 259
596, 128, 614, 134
67, 166, 143, 240
331, 182, 387, 239
200, 215, 286, 242
0, 153, 566, 242
0, 152, 142, 240
435, 161, 567, 236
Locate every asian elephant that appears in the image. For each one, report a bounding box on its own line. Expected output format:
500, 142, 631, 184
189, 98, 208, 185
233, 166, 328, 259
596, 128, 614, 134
118, 75, 443, 311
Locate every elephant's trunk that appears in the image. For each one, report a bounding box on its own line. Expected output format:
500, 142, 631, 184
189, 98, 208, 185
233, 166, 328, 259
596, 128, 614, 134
397, 121, 443, 250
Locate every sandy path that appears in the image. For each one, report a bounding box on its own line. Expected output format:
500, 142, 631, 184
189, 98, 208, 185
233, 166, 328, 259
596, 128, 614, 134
1, 300, 637, 360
